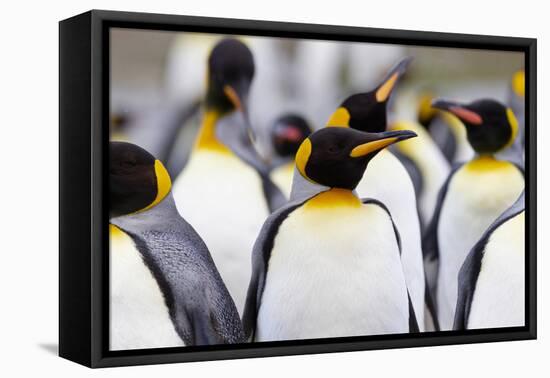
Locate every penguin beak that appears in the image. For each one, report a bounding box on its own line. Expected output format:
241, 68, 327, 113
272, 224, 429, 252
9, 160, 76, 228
432, 99, 483, 125
375, 56, 413, 103
350, 129, 417, 158
224, 81, 256, 141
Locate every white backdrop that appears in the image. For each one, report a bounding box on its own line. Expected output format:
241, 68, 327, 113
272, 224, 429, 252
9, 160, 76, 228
1, 0, 547, 376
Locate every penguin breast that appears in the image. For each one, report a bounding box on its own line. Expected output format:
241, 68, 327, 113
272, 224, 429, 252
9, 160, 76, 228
467, 211, 525, 329
256, 200, 409, 342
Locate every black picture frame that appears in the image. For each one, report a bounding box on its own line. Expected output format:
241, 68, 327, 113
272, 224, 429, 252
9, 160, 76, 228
59, 9, 537, 368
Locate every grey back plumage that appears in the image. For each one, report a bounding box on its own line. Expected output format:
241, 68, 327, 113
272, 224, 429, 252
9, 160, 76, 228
111, 193, 245, 345
216, 111, 286, 211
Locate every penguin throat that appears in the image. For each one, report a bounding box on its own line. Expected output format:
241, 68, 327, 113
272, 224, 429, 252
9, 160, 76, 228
109, 224, 127, 240
194, 110, 232, 154
304, 188, 361, 210
465, 155, 512, 173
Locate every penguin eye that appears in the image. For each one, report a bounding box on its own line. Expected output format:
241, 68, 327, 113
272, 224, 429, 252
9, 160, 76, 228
327, 143, 343, 155
120, 158, 137, 169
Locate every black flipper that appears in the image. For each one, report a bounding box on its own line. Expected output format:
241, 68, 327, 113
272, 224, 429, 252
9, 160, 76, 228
392, 148, 424, 200
242, 199, 308, 339
391, 147, 426, 232
261, 173, 287, 212
162, 99, 202, 173
422, 163, 463, 304
453, 192, 525, 330
429, 117, 457, 163
362, 198, 418, 333
408, 293, 420, 333
424, 275, 441, 331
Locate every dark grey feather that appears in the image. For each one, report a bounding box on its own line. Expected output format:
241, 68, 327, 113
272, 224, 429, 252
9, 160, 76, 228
216, 111, 286, 212
428, 117, 457, 163
111, 193, 245, 345
422, 163, 463, 304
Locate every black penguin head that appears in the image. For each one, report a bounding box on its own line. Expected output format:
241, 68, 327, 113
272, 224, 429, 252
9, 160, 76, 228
432, 98, 519, 154
206, 39, 254, 113
110, 142, 172, 219
205, 38, 256, 141
271, 114, 312, 158
295, 127, 417, 190
326, 57, 412, 133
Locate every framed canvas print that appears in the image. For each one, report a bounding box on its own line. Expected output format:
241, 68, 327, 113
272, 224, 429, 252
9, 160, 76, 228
59, 10, 537, 368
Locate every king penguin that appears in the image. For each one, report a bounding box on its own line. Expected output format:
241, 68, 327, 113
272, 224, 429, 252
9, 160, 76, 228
324, 57, 427, 330
269, 114, 312, 198
243, 127, 419, 341
172, 38, 285, 315
424, 98, 525, 330
109, 142, 244, 350
454, 191, 525, 330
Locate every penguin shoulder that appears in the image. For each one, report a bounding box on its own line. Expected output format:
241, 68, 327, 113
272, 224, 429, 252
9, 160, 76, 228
242, 199, 309, 339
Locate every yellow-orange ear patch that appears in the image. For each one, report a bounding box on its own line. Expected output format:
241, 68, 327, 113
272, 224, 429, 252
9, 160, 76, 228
376, 73, 399, 103
326, 107, 351, 128
512, 70, 525, 98
350, 137, 398, 158
504, 108, 519, 149
141, 160, 172, 212
295, 138, 312, 179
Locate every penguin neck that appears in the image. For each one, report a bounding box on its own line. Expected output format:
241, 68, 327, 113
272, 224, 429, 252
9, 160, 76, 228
289, 167, 360, 204
466, 154, 511, 173
194, 109, 232, 154
304, 188, 361, 210
289, 167, 330, 202
110, 193, 181, 236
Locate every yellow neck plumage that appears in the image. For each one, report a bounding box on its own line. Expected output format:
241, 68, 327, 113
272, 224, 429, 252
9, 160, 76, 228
194, 110, 232, 154
304, 188, 361, 210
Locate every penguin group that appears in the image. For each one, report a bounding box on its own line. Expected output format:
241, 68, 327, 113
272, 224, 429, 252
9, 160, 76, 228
109, 36, 527, 349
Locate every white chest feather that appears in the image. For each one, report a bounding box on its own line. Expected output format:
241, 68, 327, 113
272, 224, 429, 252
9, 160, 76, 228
437, 160, 524, 330
355, 150, 425, 328
256, 201, 409, 341
109, 228, 184, 350
467, 212, 525, 329
173, 150, 269, 314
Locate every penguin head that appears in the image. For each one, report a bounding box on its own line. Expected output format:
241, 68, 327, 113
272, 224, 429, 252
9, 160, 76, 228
432, 98, 519, 154
295, 127, 417, 190
110, 142, 172, 219
326, 57, 412, 133
271, 114, 312, 158
206, 38, 255, 139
